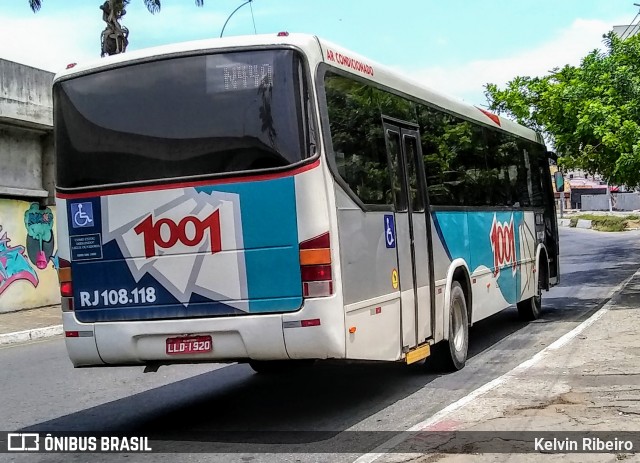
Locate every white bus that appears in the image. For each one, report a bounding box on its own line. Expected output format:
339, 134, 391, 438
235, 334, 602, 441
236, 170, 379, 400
54, 33, 559, 373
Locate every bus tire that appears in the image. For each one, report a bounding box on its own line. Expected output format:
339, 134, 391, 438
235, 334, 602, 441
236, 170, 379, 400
427, 281, 468, 372
517, 283, 542, 321
248, 359, 314, 375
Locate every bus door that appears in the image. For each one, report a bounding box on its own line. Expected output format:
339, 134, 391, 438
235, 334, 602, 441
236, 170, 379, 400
541, 153, 560, 285
383, 121, 433, 351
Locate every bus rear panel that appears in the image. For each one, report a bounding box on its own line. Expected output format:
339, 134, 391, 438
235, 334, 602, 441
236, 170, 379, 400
55, 45, 344, 366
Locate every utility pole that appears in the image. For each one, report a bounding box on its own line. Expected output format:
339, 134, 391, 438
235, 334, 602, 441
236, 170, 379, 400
559, 192, 564, 218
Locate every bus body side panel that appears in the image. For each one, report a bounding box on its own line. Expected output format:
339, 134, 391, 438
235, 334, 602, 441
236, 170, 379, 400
432, 210, 538, 324
428, 213, 452, 343
335, 188, 402, 362
517, 212, 539, 303
282, 164, 346, 360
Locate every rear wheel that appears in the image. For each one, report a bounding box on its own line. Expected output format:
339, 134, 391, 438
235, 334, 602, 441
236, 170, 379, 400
517, 290, 542, 321
248, 359, 315, 375
517, 266, 543, 321
427, 281, 468, 372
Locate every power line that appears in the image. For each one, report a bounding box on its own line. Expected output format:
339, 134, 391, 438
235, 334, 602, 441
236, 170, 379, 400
620, 3, 640, 39
250, 0, 257, 34
220, 0, 255, 38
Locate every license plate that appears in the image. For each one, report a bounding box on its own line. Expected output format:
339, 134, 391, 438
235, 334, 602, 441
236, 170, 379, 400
166, 335, 212, 355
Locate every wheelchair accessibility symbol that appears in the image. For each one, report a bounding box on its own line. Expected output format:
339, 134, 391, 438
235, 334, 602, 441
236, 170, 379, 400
71, 202, 94, 228
384, 215, 395, 249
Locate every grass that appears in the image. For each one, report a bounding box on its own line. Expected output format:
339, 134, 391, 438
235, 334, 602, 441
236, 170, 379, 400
569, 214, 639, 232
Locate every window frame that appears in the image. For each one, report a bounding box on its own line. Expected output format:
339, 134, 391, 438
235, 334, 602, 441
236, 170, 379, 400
316, 63, 548, 213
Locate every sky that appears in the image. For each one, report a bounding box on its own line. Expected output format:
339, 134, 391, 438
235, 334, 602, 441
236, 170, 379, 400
1, 0, 638, 106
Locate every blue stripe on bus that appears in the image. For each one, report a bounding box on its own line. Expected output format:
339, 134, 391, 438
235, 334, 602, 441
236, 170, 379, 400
196, 177, 303, 313
430, 212, 453, 261
432, 210, 525, 305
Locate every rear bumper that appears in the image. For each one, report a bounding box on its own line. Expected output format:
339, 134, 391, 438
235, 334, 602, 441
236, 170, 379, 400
63, 296, 346, 367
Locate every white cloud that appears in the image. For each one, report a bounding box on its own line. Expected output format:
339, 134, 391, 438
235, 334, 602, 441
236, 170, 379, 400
0, 11, 100, 72
0, 6, 230, 73
406, 18, 625, 107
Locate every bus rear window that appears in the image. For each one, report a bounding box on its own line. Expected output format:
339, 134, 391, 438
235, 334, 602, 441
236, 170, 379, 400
54, 49, 310, 189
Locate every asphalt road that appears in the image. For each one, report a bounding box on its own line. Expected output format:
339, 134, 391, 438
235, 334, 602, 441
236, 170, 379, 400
2, 227, 640, 463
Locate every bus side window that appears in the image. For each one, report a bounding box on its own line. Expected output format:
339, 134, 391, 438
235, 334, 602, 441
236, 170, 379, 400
324, 74, 393, 206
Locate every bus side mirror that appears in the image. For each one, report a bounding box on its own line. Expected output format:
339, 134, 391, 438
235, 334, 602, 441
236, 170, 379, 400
554, 171, 565, 192
547, 151, 558, 162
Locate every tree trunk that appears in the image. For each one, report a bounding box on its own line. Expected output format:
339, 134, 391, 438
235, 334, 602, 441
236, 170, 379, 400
100, 0, 128, 57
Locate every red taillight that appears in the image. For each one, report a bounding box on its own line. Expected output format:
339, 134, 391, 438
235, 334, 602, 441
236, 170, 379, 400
300, 233, 330, 250
300, 232, 333, 298
301, 265, 332, 281
60, 281, 73, 297
277, 31, 289, 37
58, 258, 73, 299
301, 319, 321, 327
65, 331, 79, 338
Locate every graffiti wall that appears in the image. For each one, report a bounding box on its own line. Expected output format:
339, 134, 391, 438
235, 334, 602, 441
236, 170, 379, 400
0, 199, 59, 313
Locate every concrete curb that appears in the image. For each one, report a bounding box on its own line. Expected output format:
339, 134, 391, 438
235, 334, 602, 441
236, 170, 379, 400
0, 325, 63, 346
576, 219, 593, 229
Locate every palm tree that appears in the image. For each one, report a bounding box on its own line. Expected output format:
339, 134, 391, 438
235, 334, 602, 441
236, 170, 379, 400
28, 1, 204, 56
28, 0, 42, 12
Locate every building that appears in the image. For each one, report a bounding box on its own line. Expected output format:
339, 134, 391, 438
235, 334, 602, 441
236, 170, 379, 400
613, 24, 640, 39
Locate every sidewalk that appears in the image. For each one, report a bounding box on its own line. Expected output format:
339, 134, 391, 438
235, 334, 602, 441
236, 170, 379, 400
368, 269, 640, 462
0, 304, 62, 345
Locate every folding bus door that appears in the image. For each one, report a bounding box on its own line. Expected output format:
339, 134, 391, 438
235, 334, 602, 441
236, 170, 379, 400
383, 121, 433, 352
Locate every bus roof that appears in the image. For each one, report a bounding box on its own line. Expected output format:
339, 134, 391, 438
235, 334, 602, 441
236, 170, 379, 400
54, 32, 542, 144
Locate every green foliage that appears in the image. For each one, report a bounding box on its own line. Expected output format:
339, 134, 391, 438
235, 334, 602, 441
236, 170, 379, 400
589, 216, 627, 232
569, 213, 637, 232
485, 32, 640, 188
29, 0, 204, 14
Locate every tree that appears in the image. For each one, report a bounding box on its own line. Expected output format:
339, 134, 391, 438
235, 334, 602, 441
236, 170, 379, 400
28, 1, 204, 56
485, 32, 640, 188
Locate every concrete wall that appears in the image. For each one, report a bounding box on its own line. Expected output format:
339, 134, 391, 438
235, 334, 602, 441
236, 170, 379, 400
0, 59, 58, 311
0, 59, 53, 129
0, 127, 45, 191
614, 193, 640, 212
0, 59, 55, 204
571, 188, 606, 209
581, 194, 610, 211
0, 199, 59, 313
581, 193, 640, 212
